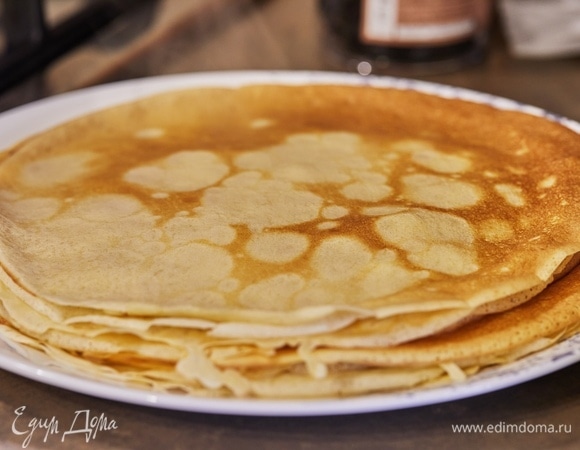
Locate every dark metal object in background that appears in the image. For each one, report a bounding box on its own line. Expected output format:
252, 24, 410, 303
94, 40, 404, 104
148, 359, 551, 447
0, 0, 157, 95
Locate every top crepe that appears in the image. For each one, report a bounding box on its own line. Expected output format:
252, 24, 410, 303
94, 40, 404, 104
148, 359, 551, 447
0, 83, 578, 338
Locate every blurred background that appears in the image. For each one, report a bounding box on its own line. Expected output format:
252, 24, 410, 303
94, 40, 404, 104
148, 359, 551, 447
0, 0, 579, 118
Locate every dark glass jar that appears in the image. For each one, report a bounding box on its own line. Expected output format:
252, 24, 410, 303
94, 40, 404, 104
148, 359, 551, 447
319, 0, 492, 75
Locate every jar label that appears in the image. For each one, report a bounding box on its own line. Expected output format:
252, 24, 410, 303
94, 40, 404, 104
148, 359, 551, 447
360, 0, 486, 46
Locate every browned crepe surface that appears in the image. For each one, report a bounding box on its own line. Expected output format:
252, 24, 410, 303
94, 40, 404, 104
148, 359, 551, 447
0, 83, 578, 398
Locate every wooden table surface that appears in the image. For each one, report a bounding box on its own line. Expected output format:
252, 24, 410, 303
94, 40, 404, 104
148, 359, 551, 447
0, 1, 578, 449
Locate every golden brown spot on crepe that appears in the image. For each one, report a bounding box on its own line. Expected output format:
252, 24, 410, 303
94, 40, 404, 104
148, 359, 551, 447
163, 215, 236, 247
67, 194, 144, 221
234, 132, 370, 184
238, 273, 305, 310
514, 146, 530, 156
311, 236, 372, 282
20, 152, 97, 188
0, 197, 61, 222
340, 179, 393, 202
538, 175, 557, 189
375, 209, 478, 276
197, 172, 323, 234
135, 128, 165, 139
401, 174, 482, 209
360, 249, 430, 298
507, 166, 527, 176
124, 150, 229, 192
321, 205, 349, 220
250, 118, 274, 129
494, 183, 526, 207
149, 243, 234, 292
316, 221, 340, 231
391, 140, 472, 174
246, 232, 309, 264
479, 219, 515, 243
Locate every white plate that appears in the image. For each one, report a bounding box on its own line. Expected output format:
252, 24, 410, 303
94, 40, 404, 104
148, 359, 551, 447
0, 71, 579, 416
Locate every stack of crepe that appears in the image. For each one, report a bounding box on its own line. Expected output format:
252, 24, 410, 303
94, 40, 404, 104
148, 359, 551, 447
0, 82, 578, 399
